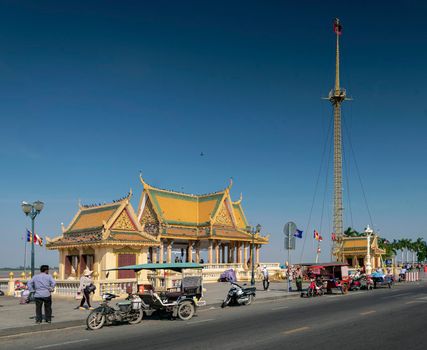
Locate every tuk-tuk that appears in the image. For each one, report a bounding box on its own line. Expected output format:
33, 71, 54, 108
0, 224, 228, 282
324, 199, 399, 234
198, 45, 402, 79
113, 262, 205, 321
301, 262, 350, 294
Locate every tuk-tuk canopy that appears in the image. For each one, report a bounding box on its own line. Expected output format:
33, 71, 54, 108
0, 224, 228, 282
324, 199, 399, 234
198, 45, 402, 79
107, 262, 203, 273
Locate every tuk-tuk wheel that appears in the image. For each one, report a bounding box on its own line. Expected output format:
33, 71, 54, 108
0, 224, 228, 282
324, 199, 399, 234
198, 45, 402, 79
177, 301, 195, 321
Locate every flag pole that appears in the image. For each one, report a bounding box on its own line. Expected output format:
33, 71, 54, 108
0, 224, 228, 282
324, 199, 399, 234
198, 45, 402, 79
24, 233, 27, 275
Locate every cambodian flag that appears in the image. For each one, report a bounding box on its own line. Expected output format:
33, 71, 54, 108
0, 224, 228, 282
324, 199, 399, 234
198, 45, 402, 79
334, 18, 342, 35
294, 229, 303, 239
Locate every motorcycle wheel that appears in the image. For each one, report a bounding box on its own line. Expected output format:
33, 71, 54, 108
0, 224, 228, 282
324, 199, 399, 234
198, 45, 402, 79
243, 295, 254, 306
177, 301, 195, 321
128, 309, 143, 324
87, 310, 106, 330
221, 297, 231, 308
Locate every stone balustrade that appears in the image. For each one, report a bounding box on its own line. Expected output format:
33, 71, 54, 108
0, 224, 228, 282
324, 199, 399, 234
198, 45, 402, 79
0, 262, 283, 298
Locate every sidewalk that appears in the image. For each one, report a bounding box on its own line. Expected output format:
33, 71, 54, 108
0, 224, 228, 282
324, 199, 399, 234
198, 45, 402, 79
0, 281, 301, 337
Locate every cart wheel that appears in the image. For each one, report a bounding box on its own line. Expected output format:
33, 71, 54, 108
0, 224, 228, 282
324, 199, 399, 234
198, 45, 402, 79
177, 301, 195, 321
86, 310, 106, 330
128, 309, 143, 324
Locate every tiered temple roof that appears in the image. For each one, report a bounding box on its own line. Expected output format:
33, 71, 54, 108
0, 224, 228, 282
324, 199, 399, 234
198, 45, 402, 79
137, 176, 268, 244
46, 191, 159, 249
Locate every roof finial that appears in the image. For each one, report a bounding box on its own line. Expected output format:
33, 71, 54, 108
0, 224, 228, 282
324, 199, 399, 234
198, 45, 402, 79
78, 198, 82, 209
228, 177, 233, 190
139, 171, 148, 188
128, 188, 133, 199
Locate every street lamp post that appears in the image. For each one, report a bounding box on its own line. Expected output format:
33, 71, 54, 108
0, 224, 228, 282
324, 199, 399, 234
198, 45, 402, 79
21, 200, 44, 277
247, 224, 261, 286
364, 225, 373, 275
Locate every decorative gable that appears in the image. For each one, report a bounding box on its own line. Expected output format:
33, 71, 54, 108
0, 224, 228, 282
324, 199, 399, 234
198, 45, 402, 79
214, 201, 234, 227
140, 198, 159, 226
112, 209, 137, 231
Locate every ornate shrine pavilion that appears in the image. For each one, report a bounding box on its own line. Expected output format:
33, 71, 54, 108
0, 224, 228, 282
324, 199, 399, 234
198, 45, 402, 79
137, 175, 269, 266
46, 192, 159, 280
47, 176, 269, 280
340, 235, 385, 269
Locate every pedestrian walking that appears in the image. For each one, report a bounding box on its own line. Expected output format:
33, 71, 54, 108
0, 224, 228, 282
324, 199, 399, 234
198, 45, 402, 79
295, 266, 303, 291
77, 268, 95, 310
27, 265, 56, 324
262, 265, 270, 291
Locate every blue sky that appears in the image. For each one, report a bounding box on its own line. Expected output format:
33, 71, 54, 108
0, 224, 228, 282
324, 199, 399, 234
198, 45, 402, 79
1, 1, 426, 267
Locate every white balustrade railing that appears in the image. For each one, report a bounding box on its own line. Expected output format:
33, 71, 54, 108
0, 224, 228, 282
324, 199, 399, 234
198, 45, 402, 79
53, 281, 80, 297
99, 280, 137, 296
0, 280, 8, 292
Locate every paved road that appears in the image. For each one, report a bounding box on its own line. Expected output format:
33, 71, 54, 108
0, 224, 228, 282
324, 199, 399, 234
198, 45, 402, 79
1, 282, 426, 350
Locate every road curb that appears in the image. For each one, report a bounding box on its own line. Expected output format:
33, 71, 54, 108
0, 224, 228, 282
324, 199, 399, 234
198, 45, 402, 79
0, 292, 301, 338
0, 319, 85, 338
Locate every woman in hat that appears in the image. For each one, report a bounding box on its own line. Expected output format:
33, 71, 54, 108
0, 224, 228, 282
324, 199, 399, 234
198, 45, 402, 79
77, 268, 94, 310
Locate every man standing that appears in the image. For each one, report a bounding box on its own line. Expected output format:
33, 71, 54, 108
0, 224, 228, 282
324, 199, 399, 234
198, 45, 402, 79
295, 266, 303, 292
262, 265, 270, 291
28, 265, 56, 324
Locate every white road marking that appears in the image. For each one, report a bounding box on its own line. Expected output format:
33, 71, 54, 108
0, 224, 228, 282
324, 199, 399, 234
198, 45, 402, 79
186, 318, 214, 325
34, 339, 89, 349
283, 326, 310, 335
272, 306, 289, 310
381, 292, 411, 299
360, 310, 376, 315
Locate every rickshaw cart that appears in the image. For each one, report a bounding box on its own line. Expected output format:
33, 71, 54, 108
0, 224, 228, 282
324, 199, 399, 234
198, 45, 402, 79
302, 262, 350, 295
111, 262, 206, 321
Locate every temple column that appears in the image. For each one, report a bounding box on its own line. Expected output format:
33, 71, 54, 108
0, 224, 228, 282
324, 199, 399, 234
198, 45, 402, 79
227, 244, 231, 263
231, 243, 235, 263
195, 241, 200, 263
221, 244, 225, 263
353, 255, 357, 267
159, 240, 164, 264
243, 243, 248, 268
215, 241, 220, 263
187, 242, 193, 263
59, 250, 65, 280
237, 242, 242, 264
255, 245, 260, 264
166, 240, 173, 263
208, 241, 213, 264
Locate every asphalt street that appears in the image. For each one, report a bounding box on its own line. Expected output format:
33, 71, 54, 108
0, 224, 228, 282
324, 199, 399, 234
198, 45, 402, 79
1, 282, 426, 350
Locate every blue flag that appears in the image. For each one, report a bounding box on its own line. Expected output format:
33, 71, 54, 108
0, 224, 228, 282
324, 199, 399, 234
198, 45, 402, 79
294, 229, 303, 239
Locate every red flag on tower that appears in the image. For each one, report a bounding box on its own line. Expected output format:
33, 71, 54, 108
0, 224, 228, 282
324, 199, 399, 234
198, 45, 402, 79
334, 18, 342, 35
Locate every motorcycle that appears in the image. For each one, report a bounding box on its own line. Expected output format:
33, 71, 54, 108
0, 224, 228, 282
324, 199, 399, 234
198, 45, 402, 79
306, 278, 324, 297
86, 293, 143, 330
221, 282, 256, 308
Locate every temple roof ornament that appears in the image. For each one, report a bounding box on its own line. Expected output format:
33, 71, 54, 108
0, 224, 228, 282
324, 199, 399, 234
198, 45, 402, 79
46, 192, 159, 250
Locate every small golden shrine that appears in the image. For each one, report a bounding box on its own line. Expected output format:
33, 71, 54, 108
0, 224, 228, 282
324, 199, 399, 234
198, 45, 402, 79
46, 191, 159, 280
137, 175, 269, 266
340, 235, 385, 269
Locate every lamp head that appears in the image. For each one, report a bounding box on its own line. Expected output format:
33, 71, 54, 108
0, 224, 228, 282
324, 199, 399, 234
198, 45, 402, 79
246, 225, 252, 233
21, 202, 32, 215
364, 225, 373, 235
256, 224, 261, 233
33, 200, 44, 213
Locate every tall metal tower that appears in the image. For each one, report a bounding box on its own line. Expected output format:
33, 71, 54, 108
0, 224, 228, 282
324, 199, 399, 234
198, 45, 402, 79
328, 18, 348, 261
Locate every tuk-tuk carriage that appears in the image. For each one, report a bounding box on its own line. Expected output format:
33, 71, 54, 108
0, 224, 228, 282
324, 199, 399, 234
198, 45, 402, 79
114, 262, 206, 321
302, 262, 350, 295
371, 271, 393, 289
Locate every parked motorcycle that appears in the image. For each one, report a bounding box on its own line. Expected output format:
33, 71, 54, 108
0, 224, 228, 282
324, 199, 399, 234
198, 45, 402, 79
221, 282, 256, 308
306, 278, 324, 297
86, 293, 143, 330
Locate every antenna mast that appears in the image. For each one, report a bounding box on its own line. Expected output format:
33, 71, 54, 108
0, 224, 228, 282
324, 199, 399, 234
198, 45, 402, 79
329, 18, 347, 261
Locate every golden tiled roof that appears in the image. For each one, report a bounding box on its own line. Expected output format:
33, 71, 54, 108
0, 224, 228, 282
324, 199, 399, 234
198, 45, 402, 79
70, 205, 119, 231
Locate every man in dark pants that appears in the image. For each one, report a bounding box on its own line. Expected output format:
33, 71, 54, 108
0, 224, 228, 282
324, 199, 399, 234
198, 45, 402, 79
28, 265, 56, 324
